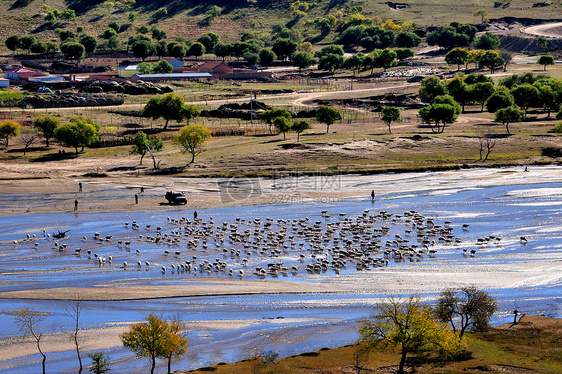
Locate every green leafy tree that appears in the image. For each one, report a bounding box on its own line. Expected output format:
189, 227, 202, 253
154, 7, 168, 19
106, 36, 120, 51
499, 50, 512, 71
152, 60, 173, 74
33, 115, 61, 147
537, 36, 548, 51
486, 90, 515, 113
511, 84, 540, 117
360, 297, 466, 374
419, 76, 447, 102
343, 53, 365, 76
315, 44, 344, 58
61, 42, 86, 60
0, 120, 21, 148
30, 42, 47, 54
381, 106, 401, 134
131, 131, 164, 167
536, 83, 559, 117
87, 352, 110, 374
120, 314, 188, 374
54, 117, 100, 154
173, 124, 212, 165
151, 27, 167, 41
273, 116, 291, 140
434, 95, 462, 115
435, 286, 498, 336
181, 105, 201, 124
143, 93, 186, 130
478, 50, 503, 74
13, 307, 47, 374
445, 48, 470, 71
395, 32, 422, 48
375, 48, 397, 71
447, 75, 472, 112
395, 48, 414, 63
187, 42, 205, 61
291, 51, 314, 72
244, 52, 259, 66
205, 5, 222, 22
292, 120, 311, 142
167, 42, 187, 60
537, 55, 555, 71
161, 322, 188, 374
471, 82, 496, 111
197, 32, 220, 52
102, 28, 118, 40
315, 106, 340, 133
318, 53, 344, 75
473, 32, 500, 50
79, 34, 98, 56
419, 103, 459, 133
18, 35, 36, 53
258, 48, 276, 66
214, 43, 232, 61
272, 38, 298, 61
5, 35, 20, 53
132, 40, 156, 61
260, 108, 292, 134
495, 106, 524, 134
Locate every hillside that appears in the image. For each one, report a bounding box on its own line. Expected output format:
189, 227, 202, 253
0, 0, 561, 53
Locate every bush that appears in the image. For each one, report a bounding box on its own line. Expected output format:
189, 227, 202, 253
555, 121, 562, 134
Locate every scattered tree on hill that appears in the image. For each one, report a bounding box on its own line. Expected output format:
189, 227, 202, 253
143, 93, 186, 130
474, 9, 489, 24
537, 55, 555, 71
426, 25, 470, 50
499, 50, 512, 71
419, 76, 447, 102
381, 106, 401, 134
33, 115, 60, 148
359, 296, 466, 374
445, 48, 470, 70
13, 307, 47, 374
79, 34, 98, 56
18, 35, 36, 53
435, 286, 498, 336
316, 45, 344, 59
131, 131, 164, 168
537, 36, 548, 51
30, 42, 47, 54
173, 124, 212, 165
61, 42, 86, 60
473, 32, 500, 50
54, 117, 100, 154
87, 352, 111, 374
0, 120, 21, 148
5, 35, 20, 53
187, 42, 205, 61
273, 116, 291, 140
205, 5, 222, 22
315, 105, 340, 133
102, 28, 119, 40
120, 314, 189, 374
344, 53, 365, 76
292, 120, 312, 142
495, 106, 524, 134
375, 48, 397, 71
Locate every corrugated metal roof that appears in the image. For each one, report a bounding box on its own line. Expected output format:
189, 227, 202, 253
135, 73, 211, 78
119, 65, 139, 70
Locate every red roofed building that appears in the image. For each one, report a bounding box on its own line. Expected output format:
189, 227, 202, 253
196, 62, 233, 74
4, 67, 42, 80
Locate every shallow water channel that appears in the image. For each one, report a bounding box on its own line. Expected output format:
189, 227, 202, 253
1, 166, 561, 373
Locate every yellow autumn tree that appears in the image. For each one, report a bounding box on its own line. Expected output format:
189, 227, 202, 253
173, 124, 212, 165
359, 296, 466, 374
120, 314, 189, 374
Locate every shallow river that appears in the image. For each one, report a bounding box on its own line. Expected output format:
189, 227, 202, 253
1, 166, 561, 373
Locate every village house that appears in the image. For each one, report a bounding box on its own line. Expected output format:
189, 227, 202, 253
0, 77, 9, 87
130, 72, 212, 83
